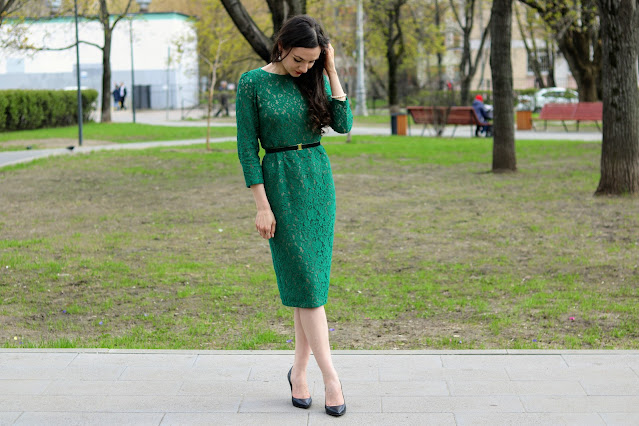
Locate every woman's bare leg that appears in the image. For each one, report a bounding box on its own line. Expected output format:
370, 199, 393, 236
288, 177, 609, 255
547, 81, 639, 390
291, 307, 311, 399
298, 306, 344, 406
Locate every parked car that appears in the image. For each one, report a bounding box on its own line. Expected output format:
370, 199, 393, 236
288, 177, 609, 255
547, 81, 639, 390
533, 87, 578, 112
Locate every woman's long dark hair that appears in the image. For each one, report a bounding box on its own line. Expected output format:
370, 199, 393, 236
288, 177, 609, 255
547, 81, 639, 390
271, 15, 332, 134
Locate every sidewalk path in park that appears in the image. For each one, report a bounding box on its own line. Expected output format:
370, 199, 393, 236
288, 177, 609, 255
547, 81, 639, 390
1, 109, 602, 170
0, 349, 637, 425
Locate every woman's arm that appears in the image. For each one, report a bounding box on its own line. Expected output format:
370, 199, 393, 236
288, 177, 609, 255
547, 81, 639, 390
250, 184, 276, 239
324, 43, 346, 100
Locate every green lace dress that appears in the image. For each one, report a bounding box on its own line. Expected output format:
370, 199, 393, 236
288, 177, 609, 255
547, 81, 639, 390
236, 68, 353, 308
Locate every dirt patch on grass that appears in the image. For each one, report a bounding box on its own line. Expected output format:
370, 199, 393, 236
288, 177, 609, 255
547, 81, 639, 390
1, 142, 638, 350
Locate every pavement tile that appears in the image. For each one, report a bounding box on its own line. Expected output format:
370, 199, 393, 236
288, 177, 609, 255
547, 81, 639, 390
448, 380, 586, 396
332, 354, 443, 369
41, 380, 182, 396
0, 412, 22, 426
71, 353, 197, 368
381, 396, 524, 413
599, 413, 639, 426
119, 366, 251, 381
0, 395, 241, 413
442, 355, 567, 369
0, 380, 51, 395
521, 396, 639, 413
237, 396, 314, 413
0, 353, 76, 368
0, 366, 125, 381
506, 367, 635, 382
455, 413, 606, 425
193, 354, 288, 369
309, 412, 455, 425
580, 375, 639, 396
379, 367, 510, 382
248, 366, 377, 382
12, 412, 164, 426
161, 412, 309, 425
333, 380, 449, 397
562, 355, 639, 369
178, 380, 287, 397
379, 381, 449, 396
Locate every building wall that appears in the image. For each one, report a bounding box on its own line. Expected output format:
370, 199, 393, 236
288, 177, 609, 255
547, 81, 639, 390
0, 13, 198, 111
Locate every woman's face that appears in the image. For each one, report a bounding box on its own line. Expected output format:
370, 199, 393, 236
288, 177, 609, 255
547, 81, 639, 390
280, 46, 322, 77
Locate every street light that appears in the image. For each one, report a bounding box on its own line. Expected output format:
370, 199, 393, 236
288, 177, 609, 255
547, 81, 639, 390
129, 0, 151, 124
49, 0, 82, 146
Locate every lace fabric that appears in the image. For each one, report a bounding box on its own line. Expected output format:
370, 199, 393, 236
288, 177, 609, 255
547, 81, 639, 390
236, 68, 353, 308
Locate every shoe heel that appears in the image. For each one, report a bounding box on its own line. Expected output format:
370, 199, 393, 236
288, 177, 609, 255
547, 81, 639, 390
288, 367, 312, 409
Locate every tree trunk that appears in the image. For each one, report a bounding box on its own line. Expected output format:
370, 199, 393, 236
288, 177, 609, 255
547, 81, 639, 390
100, 18, 112, 123
221, 0, 305, 62
558, 36, 601, 101
595, 0, 639, 195
491, 0, 516, 172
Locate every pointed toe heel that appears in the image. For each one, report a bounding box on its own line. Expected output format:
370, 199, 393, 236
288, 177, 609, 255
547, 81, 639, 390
324, 382, 346, 417
288, 367, 312, 409
325, 403, 346, 417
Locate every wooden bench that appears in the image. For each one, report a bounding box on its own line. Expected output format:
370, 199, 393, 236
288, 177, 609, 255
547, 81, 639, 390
537, 102, 602, 131
407, 106, 490, 137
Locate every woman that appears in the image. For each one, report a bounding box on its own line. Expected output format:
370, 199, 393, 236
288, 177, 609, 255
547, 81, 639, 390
236, 15, 352, 417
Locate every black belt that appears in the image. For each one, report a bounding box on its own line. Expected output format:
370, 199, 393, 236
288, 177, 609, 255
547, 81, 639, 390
264, 142, 320, 154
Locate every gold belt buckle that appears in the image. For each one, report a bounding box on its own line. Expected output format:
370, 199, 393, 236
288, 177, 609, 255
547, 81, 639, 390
297, 143, 302, 150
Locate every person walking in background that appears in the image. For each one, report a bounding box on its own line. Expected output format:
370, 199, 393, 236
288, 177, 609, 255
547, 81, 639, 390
214, 81, 230, 117
236, 15, 351, 417
119, 82, 127, 110
112, 83, 121, 110
472, 94, 493, 137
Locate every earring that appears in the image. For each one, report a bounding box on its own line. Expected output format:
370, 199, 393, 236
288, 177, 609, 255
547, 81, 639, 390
277, 52, 281, 61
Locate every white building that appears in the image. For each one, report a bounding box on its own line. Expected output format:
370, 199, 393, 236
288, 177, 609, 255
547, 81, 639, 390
0, 12, 199, 112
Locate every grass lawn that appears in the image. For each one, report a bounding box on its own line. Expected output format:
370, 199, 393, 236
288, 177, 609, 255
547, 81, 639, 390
0, 123, 237, 151
1, 135, 637, 350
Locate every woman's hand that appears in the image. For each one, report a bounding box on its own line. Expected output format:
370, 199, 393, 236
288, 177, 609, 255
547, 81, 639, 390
255, 209, 276, 239
324, 43, 337, 75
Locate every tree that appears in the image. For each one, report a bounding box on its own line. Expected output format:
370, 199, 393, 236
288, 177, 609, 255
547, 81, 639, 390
367, 0, 408, 113
449, 0, 491, 105
48, 0, 135, 123
514, 3, 556, 88
490, 0, 516, 172
518, 0, 601, 102
595, 0, 639, 195
220, 0, 306, 61
0, 0, 25, 27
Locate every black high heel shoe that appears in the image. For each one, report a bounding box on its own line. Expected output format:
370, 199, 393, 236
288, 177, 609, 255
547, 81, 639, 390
288, 367, 312, 409
325, 382, 346, 417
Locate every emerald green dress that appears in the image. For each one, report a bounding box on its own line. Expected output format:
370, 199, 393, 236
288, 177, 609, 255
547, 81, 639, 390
236, 68, 353, 308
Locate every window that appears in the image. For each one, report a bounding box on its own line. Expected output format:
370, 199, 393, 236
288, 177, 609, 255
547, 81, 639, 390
527, 53, 551, 73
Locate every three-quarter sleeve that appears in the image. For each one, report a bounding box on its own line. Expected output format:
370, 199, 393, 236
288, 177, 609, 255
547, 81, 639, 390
236, 72, 264, 188
324, 76, 353, 134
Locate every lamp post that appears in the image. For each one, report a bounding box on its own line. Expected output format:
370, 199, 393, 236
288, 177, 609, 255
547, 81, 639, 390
74, 0, 83, 145
49, 0, 82, 146
129, 0, 151, 124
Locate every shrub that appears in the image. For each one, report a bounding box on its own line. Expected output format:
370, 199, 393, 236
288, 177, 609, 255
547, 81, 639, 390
0, 89, 98, 132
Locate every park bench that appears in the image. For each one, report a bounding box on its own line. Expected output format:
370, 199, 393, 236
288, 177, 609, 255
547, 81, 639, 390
537, 102, 602, 132
407, 106, 490, 137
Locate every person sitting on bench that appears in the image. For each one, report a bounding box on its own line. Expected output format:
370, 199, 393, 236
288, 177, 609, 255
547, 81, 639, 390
472, 95, 493, 137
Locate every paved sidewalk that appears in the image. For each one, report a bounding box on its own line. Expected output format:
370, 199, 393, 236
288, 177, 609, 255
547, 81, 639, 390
0, 349, 637, 425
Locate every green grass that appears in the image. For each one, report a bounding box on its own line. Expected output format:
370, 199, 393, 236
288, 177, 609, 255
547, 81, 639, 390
1, 135, 637, 350
0, 122, 237, 147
